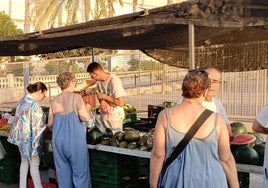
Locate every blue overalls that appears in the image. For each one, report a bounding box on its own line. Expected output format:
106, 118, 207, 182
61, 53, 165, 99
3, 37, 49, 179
52, 110, 91, 188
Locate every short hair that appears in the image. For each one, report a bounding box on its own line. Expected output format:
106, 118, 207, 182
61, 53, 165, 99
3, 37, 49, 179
27, 82, 47, 93
182, 69, 210, 98
56, 72, 76, 90
87, 62, 103, 73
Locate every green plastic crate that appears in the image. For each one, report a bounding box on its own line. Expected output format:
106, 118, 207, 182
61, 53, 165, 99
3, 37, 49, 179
0, 169, 19, 185
92, 179, 138, 188
91, 157, 139, 170
0, 137, 20, 157
138, 158, 150, 166
0, 156, 20, 171
91, 170, 138, 185
90, 150, 137, 164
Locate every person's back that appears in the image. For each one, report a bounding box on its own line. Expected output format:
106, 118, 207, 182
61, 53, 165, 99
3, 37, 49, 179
150, 69, 239, 188
48, 72, 92, 188
163, 104, 228, 187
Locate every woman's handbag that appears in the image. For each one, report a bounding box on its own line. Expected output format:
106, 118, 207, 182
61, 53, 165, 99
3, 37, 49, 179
158, 109, 213, 187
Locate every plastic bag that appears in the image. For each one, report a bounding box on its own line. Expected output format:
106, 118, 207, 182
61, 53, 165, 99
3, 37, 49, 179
0, 141, 6, 160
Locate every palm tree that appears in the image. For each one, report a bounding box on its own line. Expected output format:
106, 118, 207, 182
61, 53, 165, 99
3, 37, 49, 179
24, 0, 31, 33
167, 0, 174, 5
33, 0, 124, 30
132, 0, 138, 12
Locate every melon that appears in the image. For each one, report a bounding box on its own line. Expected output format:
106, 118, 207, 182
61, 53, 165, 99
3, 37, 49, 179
231, 134, 256, 146
234, 145, 259, 165
86, 127, 104, 145
124, 130, 140, 142
248, 132, 265, 145
253, 143, 265, 166
230, 122, 248, 135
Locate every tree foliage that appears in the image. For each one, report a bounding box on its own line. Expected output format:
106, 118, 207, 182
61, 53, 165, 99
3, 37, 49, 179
44, 60, 84, 75
0, 11, 23, 36
127, 56, 162, 71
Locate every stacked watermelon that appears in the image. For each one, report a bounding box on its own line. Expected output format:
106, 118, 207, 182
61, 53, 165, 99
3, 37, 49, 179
230, 122, 265, 188
230, 121, 265, 166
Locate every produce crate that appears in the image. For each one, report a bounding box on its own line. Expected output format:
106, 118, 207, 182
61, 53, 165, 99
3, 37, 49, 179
0, 155, 20, 171
145, 105, 164, 126
91, 159, 138, 172
91, 168, 138, 184
0, 169, 19, 184
148, 105, 164, 120
0, 136, 20, 157
90, 150, 139, 186
92, 178, 138, 188
91, 150, 136, 164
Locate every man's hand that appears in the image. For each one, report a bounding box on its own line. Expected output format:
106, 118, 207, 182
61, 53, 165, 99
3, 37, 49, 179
97, 92, 106, 100
100, 100, 111, 114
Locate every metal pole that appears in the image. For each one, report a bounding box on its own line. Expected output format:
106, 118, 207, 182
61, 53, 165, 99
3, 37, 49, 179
189, 24, 195, 69
91, 48, 94, 62
23, 61, 29, 95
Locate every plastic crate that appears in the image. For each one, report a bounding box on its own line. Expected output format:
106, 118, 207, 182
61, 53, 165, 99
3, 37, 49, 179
91, 167, 138, 184
0, 169, 19, 185
0, 156, 20, 171
91, 159, 138, 171
92, 178, 138, 188
91, 167, 139, 185
90, 150, 135, 164
138, 158, 150, 167
0, 137, 20, 157
148, 105, 164, 119
147, 105, 164, 125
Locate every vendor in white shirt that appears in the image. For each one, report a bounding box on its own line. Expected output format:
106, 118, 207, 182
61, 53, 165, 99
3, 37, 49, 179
203, 67, 232, 137
252, 106, 268, 187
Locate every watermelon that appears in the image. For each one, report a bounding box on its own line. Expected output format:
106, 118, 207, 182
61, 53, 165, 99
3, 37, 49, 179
230, 134, 256, 155
86, 127, 104, 145
231, 122, 248, 135
253, 143, 265, 166
248, 132, 265, 145
231, 134, 256, 145
234, 145, 259, 165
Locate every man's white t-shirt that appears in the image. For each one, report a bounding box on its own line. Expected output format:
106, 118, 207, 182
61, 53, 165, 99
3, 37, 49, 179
255, 105, 268, 186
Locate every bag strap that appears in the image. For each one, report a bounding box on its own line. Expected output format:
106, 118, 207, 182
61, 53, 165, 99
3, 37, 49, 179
161, 109, 213, 175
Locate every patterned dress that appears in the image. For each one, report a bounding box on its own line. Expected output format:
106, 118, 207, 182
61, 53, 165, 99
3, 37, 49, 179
8, 95, 46, 159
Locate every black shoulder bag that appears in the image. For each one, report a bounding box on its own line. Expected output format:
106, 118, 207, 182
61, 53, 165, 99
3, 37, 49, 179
160, 109, 213, 176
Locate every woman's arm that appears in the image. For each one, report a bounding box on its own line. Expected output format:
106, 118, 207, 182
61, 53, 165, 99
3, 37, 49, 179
149, 110, 166, 188
217, 115, 239, 188
76, 94, 91, 122
47, 103, 54, 128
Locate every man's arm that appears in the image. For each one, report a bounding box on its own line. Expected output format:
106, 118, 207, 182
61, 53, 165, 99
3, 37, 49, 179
97, 93, 125, 107
252, 119, 268, 134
